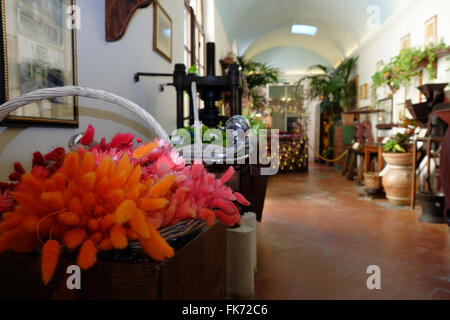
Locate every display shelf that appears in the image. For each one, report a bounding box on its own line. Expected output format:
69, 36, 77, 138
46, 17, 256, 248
342, 109, 382, 115
376, 123, 397, 130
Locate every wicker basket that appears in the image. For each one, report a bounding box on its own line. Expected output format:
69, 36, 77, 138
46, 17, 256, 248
364, 172, 382, 190
0, 86, 207, 241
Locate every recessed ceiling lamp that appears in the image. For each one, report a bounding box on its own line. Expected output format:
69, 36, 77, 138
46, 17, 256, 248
291, 24, 318, 36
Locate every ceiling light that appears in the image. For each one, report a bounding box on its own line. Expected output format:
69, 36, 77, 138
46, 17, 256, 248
291, 24, 318, 36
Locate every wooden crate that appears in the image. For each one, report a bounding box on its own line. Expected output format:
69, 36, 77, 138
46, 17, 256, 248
0, 223, 226, 300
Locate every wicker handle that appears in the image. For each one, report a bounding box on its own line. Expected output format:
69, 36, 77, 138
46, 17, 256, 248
0, 86, 170, 142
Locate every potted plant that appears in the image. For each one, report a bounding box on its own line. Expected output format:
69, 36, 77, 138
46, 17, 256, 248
238, 56, 281, 113
299, 57, 358, 125
381, 129, 415, 205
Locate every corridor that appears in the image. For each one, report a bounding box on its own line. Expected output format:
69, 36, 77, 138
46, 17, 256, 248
255, 164, 450, 299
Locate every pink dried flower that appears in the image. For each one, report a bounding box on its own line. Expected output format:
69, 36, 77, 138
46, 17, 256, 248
0, 190, 14, 214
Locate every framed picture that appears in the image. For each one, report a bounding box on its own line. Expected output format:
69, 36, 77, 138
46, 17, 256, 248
376, 60, 384, 72
153, 1, 172, 62
400, 34, 411, 50
360, 84, 369, 100
348, 75, 359, 109
377, 98, 393, 124
0, 0, 78, 127
424, 15, 437, 45
395, 102, 406, 124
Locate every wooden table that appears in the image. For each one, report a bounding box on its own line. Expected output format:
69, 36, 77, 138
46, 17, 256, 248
342, 143, 384, 183
342, 146, 364, 181
363, 143, 384, 173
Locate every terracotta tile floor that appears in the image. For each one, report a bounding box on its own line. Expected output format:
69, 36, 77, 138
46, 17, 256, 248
254, 163, 450, 300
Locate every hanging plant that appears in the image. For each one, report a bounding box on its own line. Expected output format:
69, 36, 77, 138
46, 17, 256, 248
372, 42, 449, 94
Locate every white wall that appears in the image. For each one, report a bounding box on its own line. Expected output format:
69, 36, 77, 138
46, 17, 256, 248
214, 3, 231, 73
354, 0, 450, 132
0, 0, 230, 178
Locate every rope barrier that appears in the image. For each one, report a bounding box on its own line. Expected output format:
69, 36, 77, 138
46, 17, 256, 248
307, 142, 350, 163
315, 149, 349, 163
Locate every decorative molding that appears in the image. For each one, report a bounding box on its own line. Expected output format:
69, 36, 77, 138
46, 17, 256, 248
105, 0, 155, 42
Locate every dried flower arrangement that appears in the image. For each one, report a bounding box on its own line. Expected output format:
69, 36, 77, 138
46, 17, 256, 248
0, 125, 249, 284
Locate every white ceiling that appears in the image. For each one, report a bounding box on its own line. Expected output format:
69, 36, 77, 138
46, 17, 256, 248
215, 0, 417, 73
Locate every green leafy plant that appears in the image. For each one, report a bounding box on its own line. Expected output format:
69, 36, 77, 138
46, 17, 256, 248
187, 64, 197, 74
238, 56, 281, 110
244, 111, 266, 131
298, 57, 358, 117
180, 125, 228, 146
238, 56, 281, 89
382, 129, 414, 153
372, 43, 448, 94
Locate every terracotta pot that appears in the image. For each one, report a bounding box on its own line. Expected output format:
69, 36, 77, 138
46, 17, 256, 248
342, 113, 355, 126
381, 152, 413, 205
342, 113, 355, 127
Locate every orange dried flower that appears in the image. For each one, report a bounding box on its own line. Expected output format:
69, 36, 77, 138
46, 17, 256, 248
0, 215, 23, 234
110, 225, 127, 249
129, 209, 150, 239
140, 198, 169, 211
77, 239, 97, 270
41, 240, 60, 285
98, 238, 113, 251
148, 175, 175, 197
63, 227, 86, 249
132, 142, 157, 159
0, 150, 177, 285
114, 200, 136, 225
58, 211, 80, 226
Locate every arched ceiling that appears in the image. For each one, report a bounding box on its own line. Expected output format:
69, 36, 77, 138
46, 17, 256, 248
251, 46, 331, 75
215, 0, 417, 73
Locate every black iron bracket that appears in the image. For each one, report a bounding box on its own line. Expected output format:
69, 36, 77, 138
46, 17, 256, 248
134, 72, 173, 82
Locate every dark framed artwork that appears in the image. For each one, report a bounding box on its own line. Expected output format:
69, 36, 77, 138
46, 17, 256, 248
378, 97, 393, 124
153, 1, 172, 62
0, 0, 78, 127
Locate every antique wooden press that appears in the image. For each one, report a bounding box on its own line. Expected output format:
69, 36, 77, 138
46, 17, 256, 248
135, 43, 242, 128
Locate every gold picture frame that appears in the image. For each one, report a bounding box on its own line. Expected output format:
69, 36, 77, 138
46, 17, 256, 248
378, 97, 393, 124
0, 0, 79, 127
424, 15, 437, 45
153, 1, 172, 62
360, 83, 369, 100
400, 34, 411, 50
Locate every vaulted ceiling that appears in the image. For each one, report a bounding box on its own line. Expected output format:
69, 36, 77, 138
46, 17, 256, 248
215, 0, 417, 74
